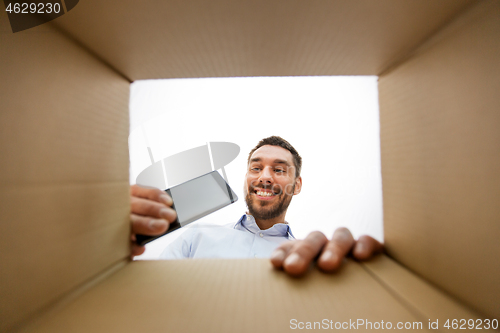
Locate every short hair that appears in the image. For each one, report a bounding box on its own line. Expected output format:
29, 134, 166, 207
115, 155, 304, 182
247, 136, 302, 178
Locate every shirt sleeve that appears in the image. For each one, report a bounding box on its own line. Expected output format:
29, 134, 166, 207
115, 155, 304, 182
159, 228, 193, 259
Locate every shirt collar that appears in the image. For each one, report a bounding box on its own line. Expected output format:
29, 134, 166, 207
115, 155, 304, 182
234, 214, 295, 240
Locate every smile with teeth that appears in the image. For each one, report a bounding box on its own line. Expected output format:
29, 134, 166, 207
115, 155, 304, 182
255, 190, 277, 197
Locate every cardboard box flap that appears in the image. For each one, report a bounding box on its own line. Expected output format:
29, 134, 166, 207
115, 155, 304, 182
0, 14, 131, 332
52, 0, 474, 80
363, 256, 484, 323
379, 0, 500, 318
20, 257, 493, 333
20, 258, 426, 333
2, 0, 498, 330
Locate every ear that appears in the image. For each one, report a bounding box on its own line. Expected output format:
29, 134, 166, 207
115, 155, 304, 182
293, 176, 302, 195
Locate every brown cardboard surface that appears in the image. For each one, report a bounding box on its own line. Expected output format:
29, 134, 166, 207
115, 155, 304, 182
2, 0, 498, 331
52, 0, 474, 80
0, 20, 130, 186
363, 256, 487, 328
20, 259, 429, 333
379, 0, 500, 319
0, 14, 131, 332
0, 184, 129, 331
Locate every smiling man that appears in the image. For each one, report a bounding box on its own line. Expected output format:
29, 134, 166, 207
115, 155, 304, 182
130, 136, 382, 275
245, 138, 302, 230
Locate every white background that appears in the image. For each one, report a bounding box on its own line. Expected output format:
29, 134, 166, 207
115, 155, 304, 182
129, 76, 383, 259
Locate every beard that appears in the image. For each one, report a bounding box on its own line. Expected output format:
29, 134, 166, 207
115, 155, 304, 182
245, 183, 295, 220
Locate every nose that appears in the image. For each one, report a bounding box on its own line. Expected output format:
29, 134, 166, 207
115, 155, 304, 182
258, 167, 273, 185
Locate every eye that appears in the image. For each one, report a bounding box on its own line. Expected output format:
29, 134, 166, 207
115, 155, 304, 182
251, 167, 261, 172
275, 169, 285, 173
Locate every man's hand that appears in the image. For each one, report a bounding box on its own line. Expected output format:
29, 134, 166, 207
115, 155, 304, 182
130, 185, 177, 258
270, 228, 383, 276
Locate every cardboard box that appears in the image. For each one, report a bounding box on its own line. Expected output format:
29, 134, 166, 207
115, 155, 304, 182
1, 0, 498, 331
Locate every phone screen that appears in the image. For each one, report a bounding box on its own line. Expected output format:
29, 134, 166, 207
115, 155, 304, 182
136, 171, 238, 246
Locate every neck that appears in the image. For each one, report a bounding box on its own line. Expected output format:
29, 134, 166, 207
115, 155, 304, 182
251, 212, 287, 230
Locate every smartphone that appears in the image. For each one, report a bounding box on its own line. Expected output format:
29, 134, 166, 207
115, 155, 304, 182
135, 171, 238, 246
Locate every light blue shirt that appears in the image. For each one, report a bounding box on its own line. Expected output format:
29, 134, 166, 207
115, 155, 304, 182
159, 214, 295, 259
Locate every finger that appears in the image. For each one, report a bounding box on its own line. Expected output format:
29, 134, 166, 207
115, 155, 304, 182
282, 231, 328, 277
317, 227, 355, 272
270, 241, 296, 269
131, 243, 146, 257
131, 214, 169, 236
352, 235, 383, 261
131, 196, 177, 222
131, 185, 173, 206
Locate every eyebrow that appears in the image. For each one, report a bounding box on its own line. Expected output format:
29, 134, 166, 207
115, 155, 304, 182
249, 157, 292, 167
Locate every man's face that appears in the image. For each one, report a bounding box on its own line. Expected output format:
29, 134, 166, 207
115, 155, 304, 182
244, 145, 302, 220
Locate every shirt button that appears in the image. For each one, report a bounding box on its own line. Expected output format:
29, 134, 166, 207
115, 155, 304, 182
259, 233, 264, 237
